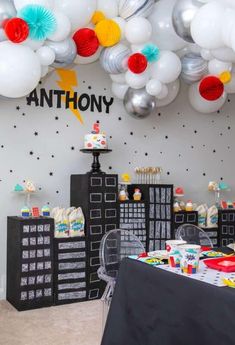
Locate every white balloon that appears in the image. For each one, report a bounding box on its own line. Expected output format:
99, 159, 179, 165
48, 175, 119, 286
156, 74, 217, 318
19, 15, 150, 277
211, 47, 235, 63
125, 17, 152, 44
156, 85, 168, 100
208, 59, 232, 75
0, 28, 6, 42
112, 17, 126, 40
191, 2, 224, 49
125, 69, 150, 89
230, 26, 235, 53
36, 46, 55, 66
0, 42, 41, 98
110, 73, 126, 84
54, 0, 97, 30
41, 65, 49, 78
98, 0, 118, 18
156, 79, 180, 107
222, 8, 235, 48
149, 0, 186, 51
14, 0, 54, 10
146, 79, 162, 96
74, 46, 102, 65
21, 38, 45, 51
200, 49, 213, 61
111, 82, 128, 100
188, 82, 227, 113
224, 73, 235, 93
47, 12, 71, 42
151, 51, 182, 84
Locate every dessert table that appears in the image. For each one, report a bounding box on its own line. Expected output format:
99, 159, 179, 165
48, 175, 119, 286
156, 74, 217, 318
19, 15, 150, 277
101, 256, 235, 345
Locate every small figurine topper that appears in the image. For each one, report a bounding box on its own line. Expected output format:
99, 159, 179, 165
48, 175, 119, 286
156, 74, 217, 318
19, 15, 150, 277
25, 180, 36, 193
208, 181, 218, 192
92, 122, 100, 134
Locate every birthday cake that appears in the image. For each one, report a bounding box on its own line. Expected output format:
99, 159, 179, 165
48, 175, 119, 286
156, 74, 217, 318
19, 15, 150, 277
84, 123, 107, 149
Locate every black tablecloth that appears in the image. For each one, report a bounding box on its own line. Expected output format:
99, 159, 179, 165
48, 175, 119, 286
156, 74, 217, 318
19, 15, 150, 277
101, 258, 235, 345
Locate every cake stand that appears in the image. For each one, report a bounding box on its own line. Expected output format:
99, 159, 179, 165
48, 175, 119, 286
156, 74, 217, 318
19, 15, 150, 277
80, 149, 112, 174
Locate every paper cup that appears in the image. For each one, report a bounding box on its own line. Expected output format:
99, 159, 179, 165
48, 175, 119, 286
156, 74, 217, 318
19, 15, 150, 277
166, 240, 187, 268
178, 244, 201, 274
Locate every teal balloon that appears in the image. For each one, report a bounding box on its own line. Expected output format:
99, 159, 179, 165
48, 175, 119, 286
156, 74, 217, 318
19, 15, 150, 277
181, 53, 208, 84
100, 44, 131, 75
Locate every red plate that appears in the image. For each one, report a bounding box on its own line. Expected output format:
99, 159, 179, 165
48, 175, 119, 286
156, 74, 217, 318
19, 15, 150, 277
204, 256, 235, 272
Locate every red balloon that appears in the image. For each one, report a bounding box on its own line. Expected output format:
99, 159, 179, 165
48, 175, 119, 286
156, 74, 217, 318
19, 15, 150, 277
199, 76, 224, 101
4, 18, 29, 43
73, 28, 100, 57
128, 53, 148, 74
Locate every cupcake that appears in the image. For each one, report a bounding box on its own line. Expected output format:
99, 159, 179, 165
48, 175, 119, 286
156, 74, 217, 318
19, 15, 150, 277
21, 206, 30, 217
133, 188, 141, 201
119, 190, 127, 201
42, 205, 50, 217
174, 201, 181, 212
185, 200, 193, 212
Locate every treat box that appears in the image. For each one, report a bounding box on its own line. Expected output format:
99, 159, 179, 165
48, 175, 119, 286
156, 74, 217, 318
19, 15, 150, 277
204, 256, 235, 272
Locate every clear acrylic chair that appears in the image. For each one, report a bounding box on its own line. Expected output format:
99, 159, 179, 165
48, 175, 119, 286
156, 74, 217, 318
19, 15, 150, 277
175, 224, 213, 247
98, 229, 145, 330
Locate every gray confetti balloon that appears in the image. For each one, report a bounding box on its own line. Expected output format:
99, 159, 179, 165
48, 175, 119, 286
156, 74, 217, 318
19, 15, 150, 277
0, 0, 16, 27
123, 87, 156, 119
181, 53, 208, 84
172, 0, 202, 43
100, 44, 131, 75
45, 38, 77, 68
119, 0, 155, 20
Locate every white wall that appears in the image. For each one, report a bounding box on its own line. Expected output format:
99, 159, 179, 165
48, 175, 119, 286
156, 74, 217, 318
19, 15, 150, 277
0, 62, 235, 298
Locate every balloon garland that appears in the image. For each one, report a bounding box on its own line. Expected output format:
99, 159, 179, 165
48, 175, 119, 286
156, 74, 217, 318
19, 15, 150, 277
1, 0, 235, 116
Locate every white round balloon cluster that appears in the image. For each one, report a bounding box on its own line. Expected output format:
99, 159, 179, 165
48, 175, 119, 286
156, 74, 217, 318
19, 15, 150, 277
1, 0, 235, 117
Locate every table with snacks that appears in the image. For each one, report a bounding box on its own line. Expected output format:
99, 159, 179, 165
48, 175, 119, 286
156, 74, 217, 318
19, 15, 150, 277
101, 245, 235, 345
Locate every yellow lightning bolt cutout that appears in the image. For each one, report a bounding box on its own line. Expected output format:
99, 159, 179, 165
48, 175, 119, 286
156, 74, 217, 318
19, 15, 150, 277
56, 69, 83, 124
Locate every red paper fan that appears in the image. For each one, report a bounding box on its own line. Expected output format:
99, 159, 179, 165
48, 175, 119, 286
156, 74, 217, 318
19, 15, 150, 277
4, 18, 29, 43
73, 28, 99, 57
199, 76, 224, 101
128, 53, 148, 74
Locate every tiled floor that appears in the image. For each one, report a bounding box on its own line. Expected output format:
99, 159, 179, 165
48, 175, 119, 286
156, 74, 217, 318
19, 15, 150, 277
0, 300, 102, 345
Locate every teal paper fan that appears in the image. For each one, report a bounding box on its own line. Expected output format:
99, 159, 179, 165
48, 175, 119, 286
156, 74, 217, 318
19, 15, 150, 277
18, 5, 56, 41
141, 44, 160, 63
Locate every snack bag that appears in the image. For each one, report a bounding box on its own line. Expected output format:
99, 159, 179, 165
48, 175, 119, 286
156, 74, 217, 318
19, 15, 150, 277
196, 204, 208, 227
69, 207, 85, 237
54, 208, 69, 238
65, 207, 76, 217
207, 205, 218, 228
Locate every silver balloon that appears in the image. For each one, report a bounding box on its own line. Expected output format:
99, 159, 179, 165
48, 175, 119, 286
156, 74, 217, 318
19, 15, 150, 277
100, 44, 131, 75
181, 53, 208, 84
0, 0, 16, 27
119, 0, 155, 20
45, 38, 77, 68
172, 0, 202, 43
123, 87, 157, 119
